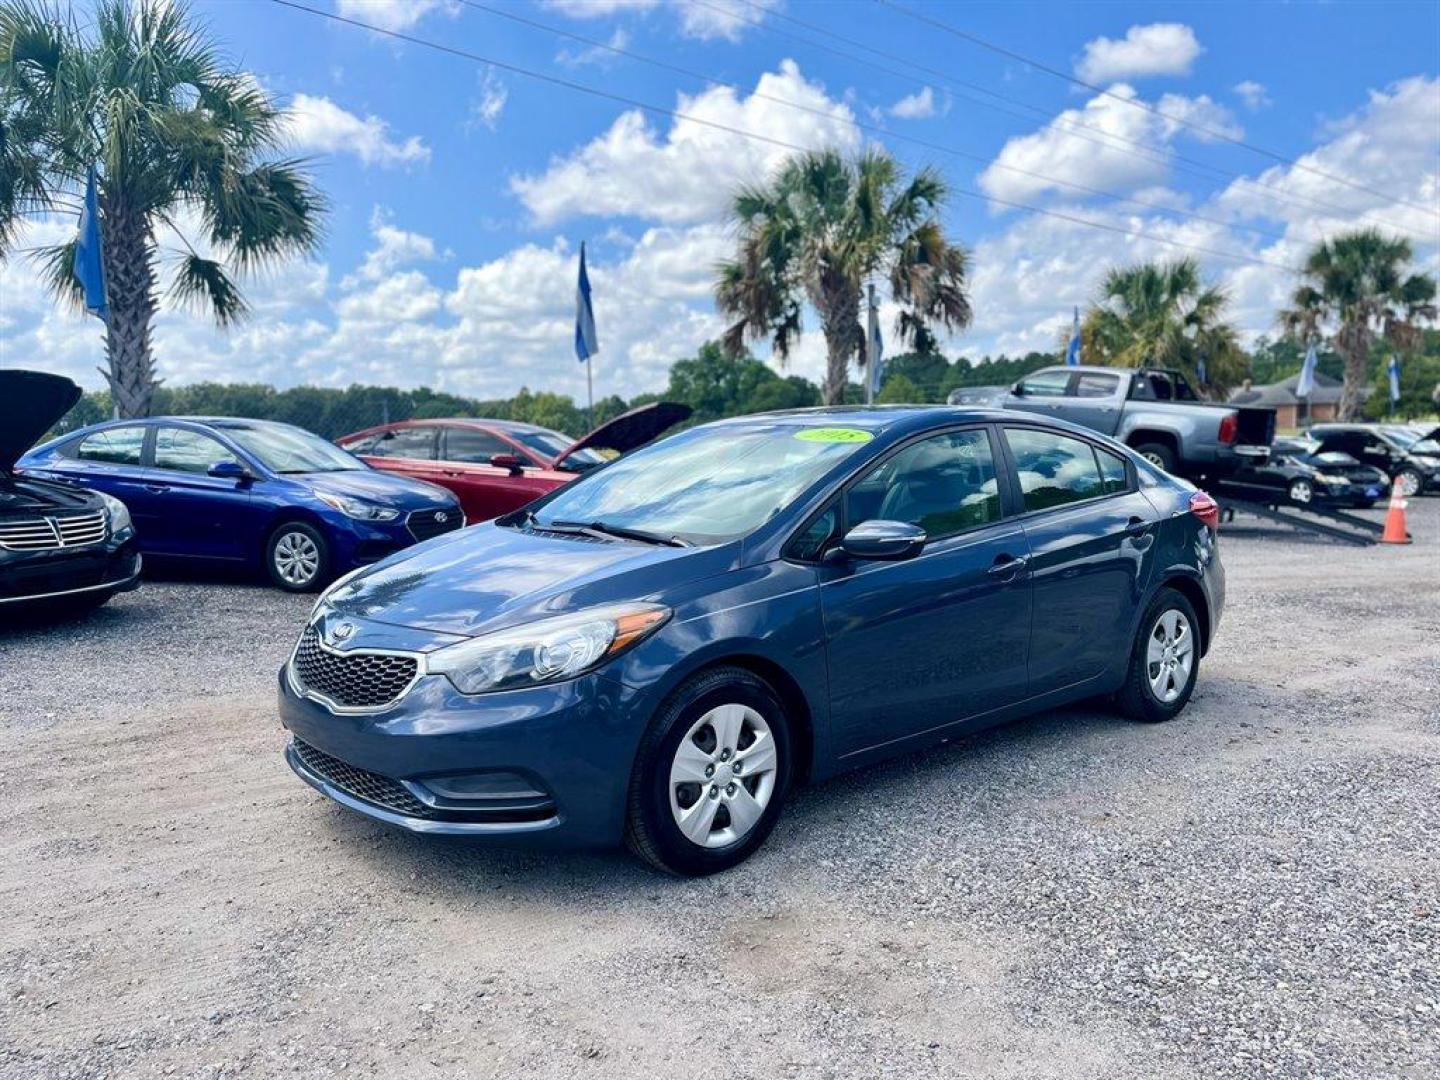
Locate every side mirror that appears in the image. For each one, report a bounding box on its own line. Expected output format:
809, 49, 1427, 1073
835, 519, 927, 561
208, 460, 251, 483
1011, 382, 1026, 396
489, 453, 524, 474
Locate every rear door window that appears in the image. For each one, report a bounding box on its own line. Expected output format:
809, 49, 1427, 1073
366, 427, 437, 460
1095, 446, 1130, 494
1074, 372, 1120, 398
1004, 428, 1106, 511
74, 426, 146, 465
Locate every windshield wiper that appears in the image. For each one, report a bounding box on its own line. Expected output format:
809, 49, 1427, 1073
548, 519, 691, 547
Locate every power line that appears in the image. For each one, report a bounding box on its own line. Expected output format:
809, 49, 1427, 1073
692, 0, 1434, 240
456, 0, 1301, 246
267, 0, 1303, 275
875, 0, 1440, 217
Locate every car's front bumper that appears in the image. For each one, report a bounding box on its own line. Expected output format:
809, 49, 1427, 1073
0, 541, 141, 605
278, 663, 648, 849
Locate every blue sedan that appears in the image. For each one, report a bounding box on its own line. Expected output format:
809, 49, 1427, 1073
20, 418, 463, 591
278, 408, 1224, 874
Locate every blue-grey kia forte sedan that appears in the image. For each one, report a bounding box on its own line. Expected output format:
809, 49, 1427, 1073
280, 408, 1224, 875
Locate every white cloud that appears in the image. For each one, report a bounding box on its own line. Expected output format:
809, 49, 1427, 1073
510, 60, 861, 225
469, 69, 508, 132
1076, 23, 1203, 83
979, 84, 1239, 202
556, 27, 631, 68
285, 93, 430, 167
334, 0, 453, 33
888, 87, 939, 120
1234, 81, 1272, 111
541, 0, 778, 42
345, 208, 440, 286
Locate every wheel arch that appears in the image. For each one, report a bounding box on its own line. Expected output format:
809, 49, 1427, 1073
1155, 573, 1211, 657
1125, 428, 1181, 457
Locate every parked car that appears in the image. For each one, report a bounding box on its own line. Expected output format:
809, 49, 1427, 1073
337, 402, 692, 523
1, 370, 141, 614
280, 407, 1224, 875
20, 417, 463, 592
986, 365, 1275, 480
1223, 436, 1390, 508
1306, 422, 1440, 496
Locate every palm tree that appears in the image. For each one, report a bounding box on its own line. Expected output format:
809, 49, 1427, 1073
1081, 258, 1244, 395
0, 0, 324, 417
1280, 230, 1436, 421
715, 149, 971, 405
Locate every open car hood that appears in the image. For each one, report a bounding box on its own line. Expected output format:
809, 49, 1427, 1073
552, 401, 692, 467
0, 369, 82, 473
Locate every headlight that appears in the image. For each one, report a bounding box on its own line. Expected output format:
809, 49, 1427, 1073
99, 492, 133, 536
427, 603, 670, 695
1313, 473, 1347, 485
316, 492, 400, 522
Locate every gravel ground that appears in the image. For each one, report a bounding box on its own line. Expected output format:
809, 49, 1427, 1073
2, 499, 1437, 1080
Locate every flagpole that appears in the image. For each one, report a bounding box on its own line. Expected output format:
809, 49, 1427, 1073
586, 356, 594, 430
864, 284, 876, 406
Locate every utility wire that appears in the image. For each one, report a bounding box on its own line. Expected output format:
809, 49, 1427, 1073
268, 0, 1303, 275
457, 0, 1302, 246
875, 0, 1440, 217
688, 0, 1434, 241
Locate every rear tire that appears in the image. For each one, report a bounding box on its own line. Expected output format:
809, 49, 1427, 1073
1395, 469, 1422, 497
265, 522, 330, 593
1116, 587, 1201, 723
1133, 442, 1178, 474
625, 666, 793, 876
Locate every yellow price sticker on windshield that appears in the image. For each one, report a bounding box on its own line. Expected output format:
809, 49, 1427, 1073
794, 427, 874, 444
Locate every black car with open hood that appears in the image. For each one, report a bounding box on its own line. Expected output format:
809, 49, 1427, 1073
1, 370, 141, 613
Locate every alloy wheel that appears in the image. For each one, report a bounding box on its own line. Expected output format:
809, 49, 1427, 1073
1145, 609, 1194, 705
1289, 479, 1313, 504
1395, 471, 1421, 497
274, 531, 320, 587
668, 703, 778, 849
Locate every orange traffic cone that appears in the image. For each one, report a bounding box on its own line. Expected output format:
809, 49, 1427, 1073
1380, 487, 1412, 545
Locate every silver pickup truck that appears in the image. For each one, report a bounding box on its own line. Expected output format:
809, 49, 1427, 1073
950, 365, 1275, 478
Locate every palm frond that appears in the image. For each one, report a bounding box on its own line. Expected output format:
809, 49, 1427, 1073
168, 250, 247, 325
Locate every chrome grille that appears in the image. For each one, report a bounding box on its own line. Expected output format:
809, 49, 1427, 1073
0, 510, 107, 551
292, 739, 432, 818
291, 627, 419, 710
407, 507, 463, 543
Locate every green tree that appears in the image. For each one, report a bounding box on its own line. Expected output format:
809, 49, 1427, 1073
715, 149, 972, 405
0, 0, 325, 417
1082, 258, 1245, 395
664, 340, 782, 423
1280, 230, 1437, 421
875, 372, 921, 404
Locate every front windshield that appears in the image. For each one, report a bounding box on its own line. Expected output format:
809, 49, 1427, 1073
222, 423, 366, 474
1383, 427, 1419, 448
1412, 438, 1440, 455
528, 423, 873, 544
510, 428, 605, 469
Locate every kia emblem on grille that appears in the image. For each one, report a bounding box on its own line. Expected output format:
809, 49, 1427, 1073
329, 621, 356, 645
435, 511, 448, 523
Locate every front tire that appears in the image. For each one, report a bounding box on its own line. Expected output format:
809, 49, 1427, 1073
265, 522, 330, 592
1116, 588, 1201, 723
625, 667, 793, 876
1288, 478, 1314, 505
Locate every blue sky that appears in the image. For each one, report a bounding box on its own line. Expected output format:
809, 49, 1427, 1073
3, 0, 1438, 405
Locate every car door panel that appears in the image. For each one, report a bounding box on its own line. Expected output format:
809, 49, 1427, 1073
437, 426, 553, 522
146, 427, 255, 560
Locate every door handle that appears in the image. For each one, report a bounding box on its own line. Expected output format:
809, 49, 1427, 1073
143, 484, 170, 494
1126, 516, 1151, 537
988, 554, 1028, 579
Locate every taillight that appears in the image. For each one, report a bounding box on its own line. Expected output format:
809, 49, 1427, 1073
1189, 491, 1220, 531
1217, 413, 1239, 445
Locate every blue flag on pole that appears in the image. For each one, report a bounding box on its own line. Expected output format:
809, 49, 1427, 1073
1388, 354, 1401, 403
574, 242, 598, 363
1065, 306, 1081, 367
74, 166, 108, 322
867, 287, 884, 400
1295, 342, 1318, 399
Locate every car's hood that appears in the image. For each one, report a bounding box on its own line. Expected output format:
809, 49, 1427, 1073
291, 468, 456, 509
0, 472, 102, 514
328, 521, 733, 637
553, 401, 691, 467
0, 370, 81, 473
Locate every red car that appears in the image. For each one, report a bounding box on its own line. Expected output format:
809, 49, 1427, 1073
337, 402, 691, 523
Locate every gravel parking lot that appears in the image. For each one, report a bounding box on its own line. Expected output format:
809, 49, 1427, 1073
3, 500, 1437, 1080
